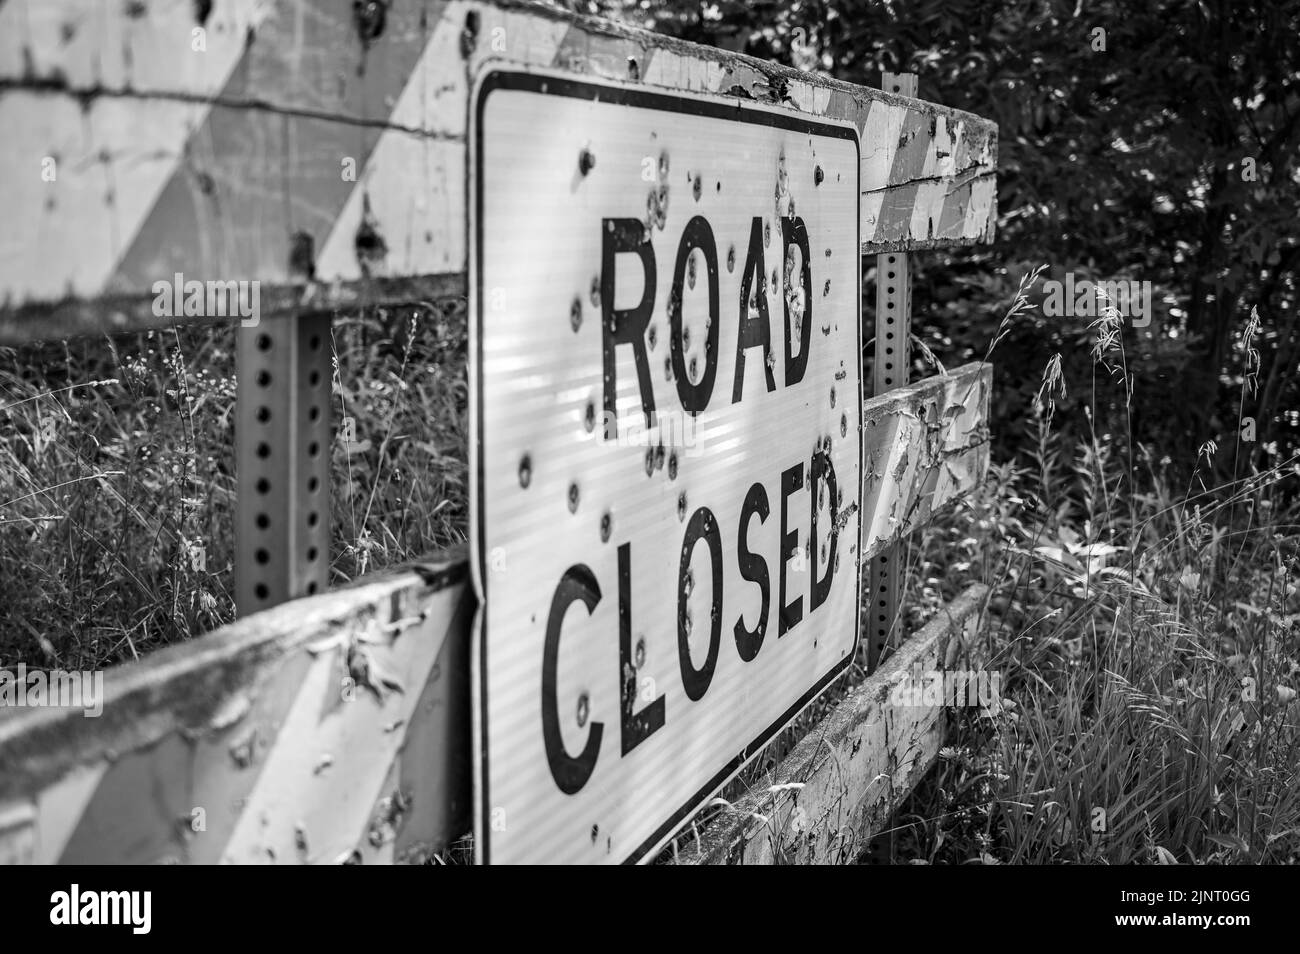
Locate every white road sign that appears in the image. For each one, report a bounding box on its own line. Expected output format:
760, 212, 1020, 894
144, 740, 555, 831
470, 68, 862, 864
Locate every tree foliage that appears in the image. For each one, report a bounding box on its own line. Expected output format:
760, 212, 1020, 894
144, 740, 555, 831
598, 0, 1300, 480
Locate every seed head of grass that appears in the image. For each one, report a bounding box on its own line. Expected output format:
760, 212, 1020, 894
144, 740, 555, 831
1089, 284, 1124, 361
1034, 352, 1066, 416
987, 264, 1047, 359
1243, 305, 1261, 396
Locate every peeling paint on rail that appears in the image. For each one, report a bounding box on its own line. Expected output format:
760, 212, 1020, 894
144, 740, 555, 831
674, 583, 989, 865
0, 0, 996, 344
0, 363, 989, 863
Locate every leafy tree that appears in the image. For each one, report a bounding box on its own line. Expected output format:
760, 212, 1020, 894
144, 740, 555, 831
600, 0, 1300, 482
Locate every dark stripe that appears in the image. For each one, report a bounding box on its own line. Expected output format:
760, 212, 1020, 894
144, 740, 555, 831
887, 107, 929, 186
58, 649, 315, 864
936, 181, 971, 239
874, 181, 919, 241
392, 586, 474, 860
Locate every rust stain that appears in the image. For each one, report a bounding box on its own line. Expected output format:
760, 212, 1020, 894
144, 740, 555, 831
229, 729, 257, 769
354, 196, 387, 276
353, 0, 387, 45
367, 789, 412, 848
288, 231, 315, 280
460, 10, 480, 58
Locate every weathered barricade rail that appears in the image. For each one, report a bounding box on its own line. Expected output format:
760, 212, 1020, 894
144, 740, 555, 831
0, 0, 997, 864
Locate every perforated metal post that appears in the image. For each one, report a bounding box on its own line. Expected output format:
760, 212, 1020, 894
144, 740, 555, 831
865, 71, 917, 675
235, 314, 332, 616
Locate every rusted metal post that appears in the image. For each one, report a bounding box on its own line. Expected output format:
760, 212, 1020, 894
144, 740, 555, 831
865, 71, 917, 675
235, 314, 332, 616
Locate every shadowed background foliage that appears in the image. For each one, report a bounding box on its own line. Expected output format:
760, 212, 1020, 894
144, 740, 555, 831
595, 0, 1300, 481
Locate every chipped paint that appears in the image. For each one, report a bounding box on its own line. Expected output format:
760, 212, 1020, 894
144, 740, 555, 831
676, 584, 987, 865
0, 0, 995, 343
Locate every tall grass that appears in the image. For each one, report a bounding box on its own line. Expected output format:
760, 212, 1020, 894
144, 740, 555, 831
882, 286, 1300, 865
0, 300, 467, 669
3, 273, 1296, 865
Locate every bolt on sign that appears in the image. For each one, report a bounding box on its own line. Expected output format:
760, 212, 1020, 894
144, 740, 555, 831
470, 69, 862, 864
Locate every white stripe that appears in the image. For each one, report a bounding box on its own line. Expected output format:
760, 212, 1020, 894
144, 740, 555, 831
222, 590, 457, 864
910, 181, 945, 241
965, 177, 996, 238
859, 102, 903, 238
34, 764, 108, 864
642, 50, 730, 93
0, 0, 266, 304
0, 0, 266, 91
313, 1, 572, 284
788, 80, 833, 115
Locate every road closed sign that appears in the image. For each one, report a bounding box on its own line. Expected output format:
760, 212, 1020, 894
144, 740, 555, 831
470, 69, 862, 864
